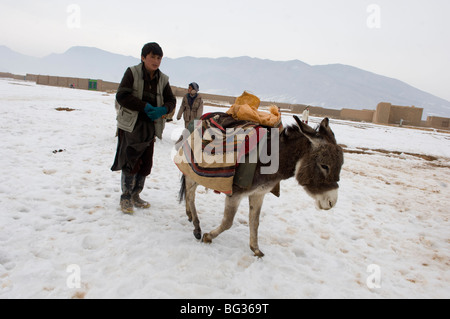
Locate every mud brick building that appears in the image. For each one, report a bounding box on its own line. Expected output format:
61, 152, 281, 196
1, 72, 449, 130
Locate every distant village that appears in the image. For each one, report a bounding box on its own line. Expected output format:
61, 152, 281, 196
1, 71, 449, 131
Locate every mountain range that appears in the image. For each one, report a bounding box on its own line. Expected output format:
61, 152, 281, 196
1, 45, 449, 118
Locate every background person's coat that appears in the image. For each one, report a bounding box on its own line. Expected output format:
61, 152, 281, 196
177, 94, 204, 127
302, 109, 310, 124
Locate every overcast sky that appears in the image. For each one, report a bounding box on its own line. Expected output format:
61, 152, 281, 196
1, 0, 449, 101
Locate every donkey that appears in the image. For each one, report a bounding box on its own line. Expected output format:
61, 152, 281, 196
179, 116, 344, 257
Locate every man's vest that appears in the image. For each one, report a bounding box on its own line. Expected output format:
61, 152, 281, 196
116, 63, 168, 139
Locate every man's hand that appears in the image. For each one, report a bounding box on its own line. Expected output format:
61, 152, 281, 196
145, 104, 167, 121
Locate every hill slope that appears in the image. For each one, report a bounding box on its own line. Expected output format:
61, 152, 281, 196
1, 45, 449, 118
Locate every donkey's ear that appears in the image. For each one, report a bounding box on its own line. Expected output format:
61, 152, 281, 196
320, 117, 329, 128
293, 115, 317, 139
318, 117, 337, 144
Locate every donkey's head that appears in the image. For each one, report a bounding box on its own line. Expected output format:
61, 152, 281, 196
291, 116, 344, 210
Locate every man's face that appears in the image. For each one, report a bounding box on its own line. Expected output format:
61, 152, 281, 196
142, 53, 162, 73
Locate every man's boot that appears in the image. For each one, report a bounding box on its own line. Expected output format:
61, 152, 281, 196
131, 174, 151, 209
120, 172, 136, 214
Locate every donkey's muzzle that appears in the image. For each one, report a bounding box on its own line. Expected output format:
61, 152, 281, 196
315, 189, 338, 210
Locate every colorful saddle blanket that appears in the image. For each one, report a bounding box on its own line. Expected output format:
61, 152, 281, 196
174, 112, 268, 195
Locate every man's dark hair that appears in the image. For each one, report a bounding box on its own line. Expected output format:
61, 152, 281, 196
141, 42, 163, 58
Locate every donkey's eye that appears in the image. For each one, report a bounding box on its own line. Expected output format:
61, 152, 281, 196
320, 164, 330, 174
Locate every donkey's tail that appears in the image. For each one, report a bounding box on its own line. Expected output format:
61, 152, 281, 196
178, 174, 186, 204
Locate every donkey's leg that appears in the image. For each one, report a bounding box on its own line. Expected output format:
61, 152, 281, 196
185, 177, 202, 240
202, 194, 243, 243
249, 193, 266, 257
185, 194, 193, 223
184, 179, 193, 222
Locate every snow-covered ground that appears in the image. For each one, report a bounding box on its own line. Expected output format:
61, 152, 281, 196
0, 78, 449, 299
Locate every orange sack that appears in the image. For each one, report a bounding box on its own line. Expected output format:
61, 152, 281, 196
226, 91, 281, 127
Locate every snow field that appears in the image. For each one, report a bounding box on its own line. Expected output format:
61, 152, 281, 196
0, 78, 449, 299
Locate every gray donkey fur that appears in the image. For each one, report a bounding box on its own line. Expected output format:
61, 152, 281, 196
179, 116, 344, 257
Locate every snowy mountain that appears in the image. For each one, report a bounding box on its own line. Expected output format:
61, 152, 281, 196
162, 56, 450, 119
1, 45, 449, 118
0, 45, 139, 82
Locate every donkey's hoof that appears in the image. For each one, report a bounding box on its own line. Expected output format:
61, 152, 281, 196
252, 248, 265, 258
193, 230, 202, 240
202, 233, 212, 244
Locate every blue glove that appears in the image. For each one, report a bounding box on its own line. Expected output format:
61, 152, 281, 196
144, 103, 154, 114
146, 105, 168, 121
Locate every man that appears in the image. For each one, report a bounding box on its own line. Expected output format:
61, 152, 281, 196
111, 43, 176, 214
302, 106, 310, 124
177, 82, 204, 128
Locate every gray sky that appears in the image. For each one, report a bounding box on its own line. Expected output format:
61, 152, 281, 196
1, 0, 449, 101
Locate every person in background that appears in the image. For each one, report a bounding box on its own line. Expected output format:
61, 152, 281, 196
111, 42, 176, 214
302, 106, 310, 124
177, 82, 204, 128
